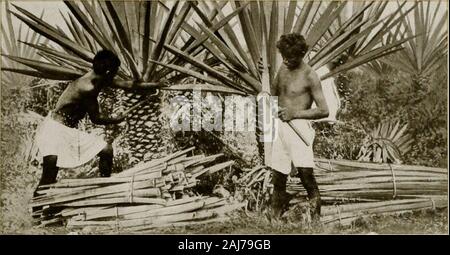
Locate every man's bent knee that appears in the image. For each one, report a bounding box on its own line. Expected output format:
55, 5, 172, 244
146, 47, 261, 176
99, 143, 113, 157
272, 170, 288, 188
43, 155, 58, 166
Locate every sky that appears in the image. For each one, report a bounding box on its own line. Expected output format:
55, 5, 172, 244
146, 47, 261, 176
2, 1, 69, 31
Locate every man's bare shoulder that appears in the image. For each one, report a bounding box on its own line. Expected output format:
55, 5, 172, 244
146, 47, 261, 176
278, 64, 288, 74
72, 72, 96, 93
303, 65, 320, 86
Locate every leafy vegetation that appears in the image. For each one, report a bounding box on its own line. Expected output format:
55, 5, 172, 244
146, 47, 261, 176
357, 120, 413, 164
0, 1, 447, 234
382, 0, 448, 91
155, 1, 414, 92
314, 62, 447, 168
0, 1, 46, 89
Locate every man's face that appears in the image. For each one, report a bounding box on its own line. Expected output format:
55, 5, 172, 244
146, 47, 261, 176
104, 66, 119, 80
282, 54, 302, 70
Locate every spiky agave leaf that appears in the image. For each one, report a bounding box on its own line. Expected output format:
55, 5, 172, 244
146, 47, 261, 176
1, 1, 46, 88
165, 1, 415, 93
2, 1, 254, 94
10, 3, 95, 62
153, 2, 249, 84
380, 0, 448, 88
361, 59, 394, 78
2, 54, 84, 79
309, 1, 416, 77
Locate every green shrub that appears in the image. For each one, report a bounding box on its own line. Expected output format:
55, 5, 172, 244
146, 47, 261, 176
314, 64, 447, 167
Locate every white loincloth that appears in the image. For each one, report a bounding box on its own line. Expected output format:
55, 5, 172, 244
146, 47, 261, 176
35, 112, 107, 168
269, 118, 316, 175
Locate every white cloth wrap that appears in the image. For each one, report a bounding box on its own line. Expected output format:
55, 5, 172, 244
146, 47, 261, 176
35, 112, 107, 168
269, 118, 316, 175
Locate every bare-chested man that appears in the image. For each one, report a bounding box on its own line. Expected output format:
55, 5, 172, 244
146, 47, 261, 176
33, 50, 161, 211
269, 33, 329, 220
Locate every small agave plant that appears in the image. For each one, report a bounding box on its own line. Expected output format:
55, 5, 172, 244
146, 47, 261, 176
357, 120, 413, 164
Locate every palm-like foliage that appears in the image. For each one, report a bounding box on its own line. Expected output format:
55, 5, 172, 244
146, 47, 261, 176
361, 59, 394, 78
0, 1, 421, 163
146, 1, 416, 163
358, 121, 413, 164
0, 1, 250, 161
1, 1, 245, 94
2, 1, 420, 99
381, 0, 448, 89
1, 1, 46, 88
155, 1, 415, 95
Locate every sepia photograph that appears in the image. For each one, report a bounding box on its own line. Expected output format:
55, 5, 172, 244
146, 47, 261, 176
0, 0, 448, 236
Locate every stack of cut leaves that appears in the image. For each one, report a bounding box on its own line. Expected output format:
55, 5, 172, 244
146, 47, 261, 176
234, 165, 272, 211
32, 147, 246, 231
236, 158, 447, 225
320, 197, 447, 226
287, 159, 447, 201
289, 159, 447, 225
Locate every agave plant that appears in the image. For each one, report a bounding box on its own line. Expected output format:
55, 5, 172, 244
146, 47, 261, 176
361, 59, 395, 79
357, 120, 413, 164
1, 1, 419, 165
1, 1, 47, 88
381, 0, 448, 91
156, 1, 415, 88
150, 1, 416, 163
1, 1, 247, 162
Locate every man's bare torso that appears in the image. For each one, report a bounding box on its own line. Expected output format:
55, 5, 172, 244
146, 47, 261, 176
276, 63, 314, 112
54, 72, 100, 127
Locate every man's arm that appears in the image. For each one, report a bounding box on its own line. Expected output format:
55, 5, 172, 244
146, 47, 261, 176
110, 79, 167, 91
295, 72, 329, 119
270, 71, 279, 96
84, 98, 124, 125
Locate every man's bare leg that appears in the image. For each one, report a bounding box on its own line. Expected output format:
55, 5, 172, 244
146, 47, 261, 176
32, 155, 59, 218
296, 167, 321, 221
98, 143, 113, 177
270, 170, 289, 218
33, 155, 59, 197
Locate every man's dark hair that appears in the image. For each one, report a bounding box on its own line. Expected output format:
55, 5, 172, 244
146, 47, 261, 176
92, 50, 121, 76
276, 33, 309, 60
